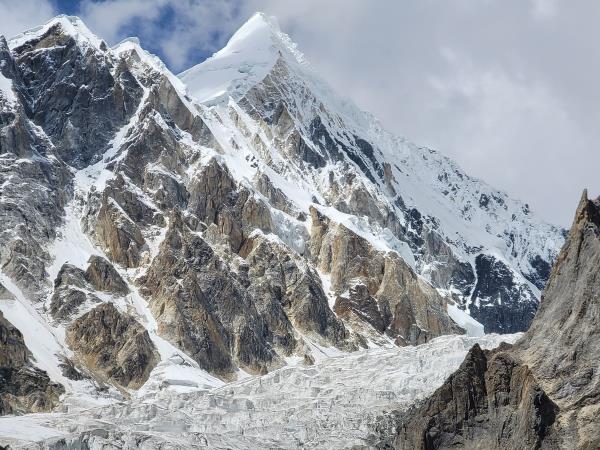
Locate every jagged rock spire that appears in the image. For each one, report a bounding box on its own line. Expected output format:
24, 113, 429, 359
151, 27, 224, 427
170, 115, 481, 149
517, 189, 600, 405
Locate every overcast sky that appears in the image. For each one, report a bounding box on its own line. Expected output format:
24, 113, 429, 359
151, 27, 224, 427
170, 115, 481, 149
1, 0, 598, 226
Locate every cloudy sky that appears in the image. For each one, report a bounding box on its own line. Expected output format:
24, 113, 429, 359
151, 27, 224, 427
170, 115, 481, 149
0, 0, 597, 226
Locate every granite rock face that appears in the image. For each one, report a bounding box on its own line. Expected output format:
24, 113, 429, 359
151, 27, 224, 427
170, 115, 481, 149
138, 210, 355, 377
49, 263, 96, 321
0, 311, 64, 415
386, 343, 558, 450
516, 191, 600, 449
12, 22, 142, 168
309, 206, 462, 345
242, 233, 352, 350
66, 302, 158, 390
138, 210, 276, 376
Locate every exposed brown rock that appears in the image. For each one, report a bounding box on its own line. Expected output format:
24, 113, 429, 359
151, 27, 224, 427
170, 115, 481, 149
138, 210, 277, 377
95, 193, 146, 268
85, 255, 129, 295
66, 303, 158, 390
188, 159, 272, 252
379, 254, 460, 345
243, 234, 353, 351
309, 206, 461, 345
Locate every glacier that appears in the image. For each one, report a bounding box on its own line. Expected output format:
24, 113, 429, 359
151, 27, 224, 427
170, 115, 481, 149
0, 333, 519, 449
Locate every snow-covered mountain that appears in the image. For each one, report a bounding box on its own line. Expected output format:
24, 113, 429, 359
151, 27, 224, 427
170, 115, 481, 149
0, 12, 563, 446
180, 13, 564, 334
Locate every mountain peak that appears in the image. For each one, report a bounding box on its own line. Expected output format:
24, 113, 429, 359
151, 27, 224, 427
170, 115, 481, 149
179, 12, 305, 105
8, 15, 103, 51
230, 12, 281, 44
571, 188, 600, 231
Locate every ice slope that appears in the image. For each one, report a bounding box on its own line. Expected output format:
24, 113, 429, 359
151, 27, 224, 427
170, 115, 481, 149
179, 13, 302, 105
0, 333, 519, 449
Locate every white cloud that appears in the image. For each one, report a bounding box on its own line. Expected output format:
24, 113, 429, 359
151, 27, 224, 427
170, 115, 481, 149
78, 0, 169, 44
0, 0, 56, 39
1, 0, 598, 225
78, 0, 240, 70
426, 49, 587, 218
530, 0, 560, 19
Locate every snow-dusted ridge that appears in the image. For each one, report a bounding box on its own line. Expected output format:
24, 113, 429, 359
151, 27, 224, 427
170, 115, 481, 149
8, 15, 103, 50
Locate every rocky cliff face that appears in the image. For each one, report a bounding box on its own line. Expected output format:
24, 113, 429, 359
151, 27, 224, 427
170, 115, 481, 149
66, 303, 158, 390
0, 13, 565, 421
382, 191, 600, 449
516, 190, 600, 449
0, 311, 64, 415
385, 343, 558, 450
308, 206, 461, 345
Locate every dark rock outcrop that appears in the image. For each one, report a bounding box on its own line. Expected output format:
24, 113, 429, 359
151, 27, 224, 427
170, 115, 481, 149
468, 254, 537, 334
387, 344, 558, 450
12, 21, 142, 168
0, 311, 64, 415
0, 89, 71, 297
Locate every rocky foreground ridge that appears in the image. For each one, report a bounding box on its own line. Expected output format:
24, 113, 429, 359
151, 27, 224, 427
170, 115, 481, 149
381, 190, 600, 450
0, 11, 563, 432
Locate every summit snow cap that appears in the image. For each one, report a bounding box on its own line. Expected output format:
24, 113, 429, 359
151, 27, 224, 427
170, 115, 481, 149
8, 15, 104, 51
179, 12, 306, 105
